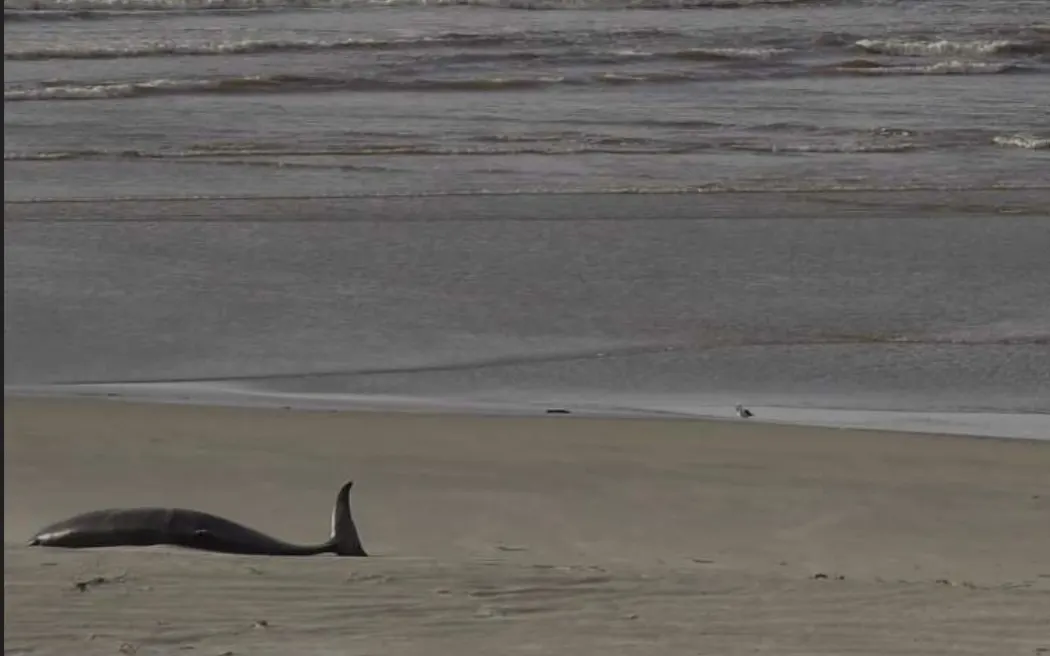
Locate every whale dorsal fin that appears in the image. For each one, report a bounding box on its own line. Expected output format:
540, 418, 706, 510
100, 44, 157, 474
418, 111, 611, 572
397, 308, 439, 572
330, 480, 367, 557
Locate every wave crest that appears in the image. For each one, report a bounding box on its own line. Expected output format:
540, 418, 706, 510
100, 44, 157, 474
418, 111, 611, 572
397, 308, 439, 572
3, 0, 829, 16
993, 134, 1050, 150
855, 37, 1047, 57
4, 71, 710, 101
4, 35, 508, 61
826, 59, 1023, 76
4, 38, 796, 62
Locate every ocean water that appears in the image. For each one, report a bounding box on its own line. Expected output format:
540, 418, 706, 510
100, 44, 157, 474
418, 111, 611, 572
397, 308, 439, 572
4, 0, 1050, 436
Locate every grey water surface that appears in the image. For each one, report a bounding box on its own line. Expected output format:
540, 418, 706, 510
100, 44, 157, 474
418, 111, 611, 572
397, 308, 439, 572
5, 0, 1049, 433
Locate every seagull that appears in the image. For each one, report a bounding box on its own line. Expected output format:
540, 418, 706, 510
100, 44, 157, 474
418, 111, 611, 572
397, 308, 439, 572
735, 404, 753, 419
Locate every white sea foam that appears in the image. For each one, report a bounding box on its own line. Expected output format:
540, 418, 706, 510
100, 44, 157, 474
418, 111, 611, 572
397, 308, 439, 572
855, 38, 1035, 57
675, 46, 792, 60
6, 71, 725, 101
4, 77, 244, 101
4, 39, 794, 62
993, 134, 1050, 150
4, 38, 391, 60
731, 142, 916, 154
833, 59, 1018, 76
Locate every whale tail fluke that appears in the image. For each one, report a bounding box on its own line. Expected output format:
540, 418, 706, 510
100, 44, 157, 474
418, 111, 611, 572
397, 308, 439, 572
330, 480, 368, 557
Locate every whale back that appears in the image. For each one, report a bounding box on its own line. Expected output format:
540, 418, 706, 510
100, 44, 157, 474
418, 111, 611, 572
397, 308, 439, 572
169, 508, 320, 554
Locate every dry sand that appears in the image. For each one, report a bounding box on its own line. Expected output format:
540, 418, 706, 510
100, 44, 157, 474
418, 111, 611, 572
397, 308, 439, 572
4, 397, 1049, 655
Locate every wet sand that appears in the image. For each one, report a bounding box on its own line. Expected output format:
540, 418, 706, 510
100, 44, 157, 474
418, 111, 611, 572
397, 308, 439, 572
4, 396, 1049, 655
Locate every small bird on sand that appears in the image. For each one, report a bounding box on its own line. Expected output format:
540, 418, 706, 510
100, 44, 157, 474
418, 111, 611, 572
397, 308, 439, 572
735, 404, 754, 419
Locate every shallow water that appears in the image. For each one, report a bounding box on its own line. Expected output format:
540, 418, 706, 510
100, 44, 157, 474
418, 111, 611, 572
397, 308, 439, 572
6, 195, 1050, 433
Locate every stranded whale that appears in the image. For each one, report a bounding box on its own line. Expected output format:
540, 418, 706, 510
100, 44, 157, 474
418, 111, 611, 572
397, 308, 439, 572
28, 480, 367, 556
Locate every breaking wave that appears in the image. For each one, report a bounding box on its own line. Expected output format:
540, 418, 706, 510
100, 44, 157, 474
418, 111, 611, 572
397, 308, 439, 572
4, 127, 1022, 161
4, 36, 794, 62
854, 37, 1048, 57
728, 142, 917, 154
4, 71, 721, 101
669, 46, 791, 60
2, 143, 686, 160
3, 0, 834, 17
993, 134, 1050, 150
6, 57, 1028, 103
825, 59, 1025, 76
4, 35, 536, 61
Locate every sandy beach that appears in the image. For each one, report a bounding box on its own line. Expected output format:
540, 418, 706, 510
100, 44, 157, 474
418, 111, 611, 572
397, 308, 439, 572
4, 396, 1049, 655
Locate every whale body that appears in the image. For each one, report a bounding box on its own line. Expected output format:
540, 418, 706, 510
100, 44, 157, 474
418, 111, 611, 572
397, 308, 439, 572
28, 480, 367, 557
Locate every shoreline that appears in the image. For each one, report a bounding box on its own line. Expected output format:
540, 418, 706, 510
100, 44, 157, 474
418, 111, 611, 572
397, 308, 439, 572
6, 382, 1049, 442
6, 394, 1049, 655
